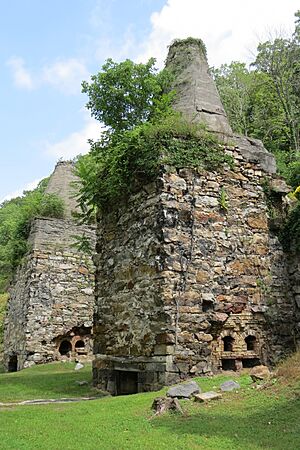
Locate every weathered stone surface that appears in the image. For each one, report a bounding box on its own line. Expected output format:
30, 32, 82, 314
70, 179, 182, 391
165, 38, 232, 136
269, 179, 291, 194
3, 162, 96, 371
167, 381, 200, 399
250, 365, 271, 382
194, 391, 222, 402
220, 380, 240, 392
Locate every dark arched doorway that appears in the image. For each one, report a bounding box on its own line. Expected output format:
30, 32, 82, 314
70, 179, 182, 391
75, 340, 85, 350
245, 335, 256, 351
223, 336, 234, 352
58, 340, 72, 356
8, 354, 18, 372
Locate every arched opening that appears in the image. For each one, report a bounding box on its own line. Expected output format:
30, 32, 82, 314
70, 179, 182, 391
223, 336, 234, 352
8, 354, 18, 372
58, 340, 72, 356
75, 340, 85, 350
245, 335, 256, 351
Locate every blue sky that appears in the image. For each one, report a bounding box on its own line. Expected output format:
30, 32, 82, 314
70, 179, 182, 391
0, 0, 298, 202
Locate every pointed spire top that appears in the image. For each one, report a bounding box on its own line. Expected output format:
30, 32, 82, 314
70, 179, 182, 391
165, 38, 232, 136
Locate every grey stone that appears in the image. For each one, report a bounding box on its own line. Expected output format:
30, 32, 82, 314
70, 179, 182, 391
167, 381, 200, 399
234, 135, 276, 174
220, 380, 240, 392
194, 391, 222, 402
74, 362, 84, 371
165, 38, 232, 135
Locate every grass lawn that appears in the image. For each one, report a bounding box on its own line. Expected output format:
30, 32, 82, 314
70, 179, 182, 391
0, 362, 101, 402
0, 362, 299, 449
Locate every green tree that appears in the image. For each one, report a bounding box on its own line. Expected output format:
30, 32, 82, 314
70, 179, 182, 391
0, 181, 64, 292
81, 58, 173, 133
212, 62, 254, 136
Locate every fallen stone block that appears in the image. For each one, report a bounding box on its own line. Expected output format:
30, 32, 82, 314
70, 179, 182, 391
250, 365, 271, 382
167, 380, 200, 399
74, 362, 84, 371
194, 391, 222, 402
220, 380, 240, 392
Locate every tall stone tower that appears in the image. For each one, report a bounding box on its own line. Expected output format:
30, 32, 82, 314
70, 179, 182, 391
3, 161, 96, 371
166, 39, 232, 135
92, 38, 297, 395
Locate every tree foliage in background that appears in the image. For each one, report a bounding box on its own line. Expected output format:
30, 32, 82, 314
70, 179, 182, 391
213, 10, 300, 188
0, 181, 64, 293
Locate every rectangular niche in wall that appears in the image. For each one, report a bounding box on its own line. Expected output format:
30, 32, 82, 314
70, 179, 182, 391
221, 359, 236, 371
242, 358, 261, 368
116, 370, 138, 395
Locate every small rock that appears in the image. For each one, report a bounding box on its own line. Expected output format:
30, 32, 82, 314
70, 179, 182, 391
75, 380, 88, 386
167, 380, 200, 399
220, 380, 240, 392
250, 365, 271, 382
74, 362, 84, 371
194, 391, 222, 402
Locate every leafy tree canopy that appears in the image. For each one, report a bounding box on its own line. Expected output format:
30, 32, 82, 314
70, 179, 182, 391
213, 10, 300, 187
0, 180, 64, 293
81, 58, 174, 133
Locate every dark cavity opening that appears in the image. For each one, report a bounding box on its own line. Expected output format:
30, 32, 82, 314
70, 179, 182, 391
242, 358, 261, 368
245, 335, 256, 351
223, 336, 234, 352
75, 340, 85, 349
202, 300, 214, 312
222, 359, 236, 371
116, 371, 138, 395
59, 340, 72, 356
8, 354, 18, 372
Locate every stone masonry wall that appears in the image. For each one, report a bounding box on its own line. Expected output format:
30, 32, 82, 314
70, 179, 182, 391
4, 217, 95, 370
93, 145, 296, 393
4, 161, 96, 371
287, 253, 300, 347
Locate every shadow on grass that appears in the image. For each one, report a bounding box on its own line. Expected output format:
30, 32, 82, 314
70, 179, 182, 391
151, 393, 300, 450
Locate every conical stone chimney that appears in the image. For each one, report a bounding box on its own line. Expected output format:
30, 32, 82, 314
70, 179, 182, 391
45, 161, 79, 219
165, 38, 232, 136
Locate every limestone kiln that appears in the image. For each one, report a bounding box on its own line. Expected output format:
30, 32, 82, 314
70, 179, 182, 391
93, 39, 297, 394
3, 162, 95, 371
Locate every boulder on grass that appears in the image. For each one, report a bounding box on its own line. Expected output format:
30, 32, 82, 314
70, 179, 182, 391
74, 362, 84, 371
194, 391, 222, 402
167, 380, 200, 399
250, 365, 271, 382
220, 380, 240, 392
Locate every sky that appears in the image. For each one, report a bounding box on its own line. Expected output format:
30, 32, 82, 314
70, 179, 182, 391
0, 0, 298, 202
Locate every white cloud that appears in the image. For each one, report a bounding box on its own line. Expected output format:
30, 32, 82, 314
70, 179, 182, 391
6, 57, 34, 90
42, 59, 89, 95
44, 116, 101, 159
7, 56, 89, 95
137, 0, 297, 67
0, 178, 42, 204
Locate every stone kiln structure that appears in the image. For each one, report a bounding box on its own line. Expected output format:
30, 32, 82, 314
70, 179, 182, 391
93, 39, 298, 395
3, 162, 95, 371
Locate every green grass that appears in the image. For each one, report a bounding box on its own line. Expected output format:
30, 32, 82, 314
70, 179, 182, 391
0, 363, 299, 449
0, 362, 101, 402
